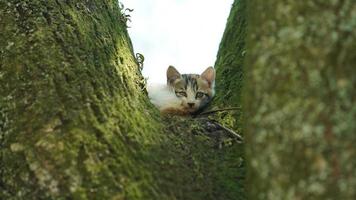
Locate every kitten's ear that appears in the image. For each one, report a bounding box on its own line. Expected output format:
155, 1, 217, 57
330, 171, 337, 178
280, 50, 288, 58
167, 65, 181, 84
201, 66, 215, 87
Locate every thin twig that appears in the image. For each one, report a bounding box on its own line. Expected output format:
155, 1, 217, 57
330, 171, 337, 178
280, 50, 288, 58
213, 121, 243, 142
197, 107, 241, 116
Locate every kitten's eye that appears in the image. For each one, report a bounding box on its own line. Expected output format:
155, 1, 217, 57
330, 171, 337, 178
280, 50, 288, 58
196, 92, 206, 99
176, 91, 187, 97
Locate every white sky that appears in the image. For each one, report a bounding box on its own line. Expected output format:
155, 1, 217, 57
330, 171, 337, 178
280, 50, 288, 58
120, 0, 233, 83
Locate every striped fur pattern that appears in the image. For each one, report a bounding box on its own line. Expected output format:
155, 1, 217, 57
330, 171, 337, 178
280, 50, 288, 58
164, 66, 215, 114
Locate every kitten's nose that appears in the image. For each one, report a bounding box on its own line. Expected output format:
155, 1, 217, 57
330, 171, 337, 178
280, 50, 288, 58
187, 103, 195, 108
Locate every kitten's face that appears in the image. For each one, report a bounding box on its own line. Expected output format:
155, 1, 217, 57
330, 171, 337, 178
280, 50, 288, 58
167, 66, 215, 113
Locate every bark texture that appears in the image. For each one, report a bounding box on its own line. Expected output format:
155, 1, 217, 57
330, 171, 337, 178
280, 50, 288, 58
0, 1, 163, 199
244, 1, 356, 199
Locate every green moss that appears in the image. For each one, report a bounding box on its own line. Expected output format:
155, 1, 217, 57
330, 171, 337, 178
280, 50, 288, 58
205, 0, 247, 199
213, 0, 246, 134
0, 1, 162, 199
156, 116, 245, 200
214, 0, 246, 108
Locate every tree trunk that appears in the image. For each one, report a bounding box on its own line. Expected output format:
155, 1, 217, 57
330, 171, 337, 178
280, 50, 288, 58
208, 0, 247, 198
0, 1, 163, 199
214, 0, 246, 134
244, 1, 356, 199
215, 0, 246, 108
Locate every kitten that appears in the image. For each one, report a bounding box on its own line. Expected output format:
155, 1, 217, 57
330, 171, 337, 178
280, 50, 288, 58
148, 66, 215, 115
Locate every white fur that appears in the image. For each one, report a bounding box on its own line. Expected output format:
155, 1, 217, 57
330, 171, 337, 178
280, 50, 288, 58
147, 83, 182, 111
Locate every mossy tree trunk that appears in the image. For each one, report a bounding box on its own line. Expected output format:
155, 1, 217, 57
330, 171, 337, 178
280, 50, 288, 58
244, 1, 356, 199
0, 1, 163, 199
215, 0, 246, 108
214, 0, 246, 133
208, 0, 247, 198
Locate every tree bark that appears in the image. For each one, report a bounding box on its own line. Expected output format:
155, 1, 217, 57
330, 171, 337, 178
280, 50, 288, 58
0, 1, 163, 199
245, 1, 356, 199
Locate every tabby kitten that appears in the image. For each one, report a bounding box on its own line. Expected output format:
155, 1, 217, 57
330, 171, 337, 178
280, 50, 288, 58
148, 66, 215, 115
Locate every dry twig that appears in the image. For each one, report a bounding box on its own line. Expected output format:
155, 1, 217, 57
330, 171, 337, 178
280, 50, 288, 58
213, 121, 243, 143
195, 107, 241, 117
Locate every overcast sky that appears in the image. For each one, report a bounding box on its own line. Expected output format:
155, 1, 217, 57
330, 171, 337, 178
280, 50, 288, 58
120, 0, 233, 83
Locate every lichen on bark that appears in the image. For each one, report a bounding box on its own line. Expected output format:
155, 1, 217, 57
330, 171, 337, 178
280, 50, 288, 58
244, 1, 356, 199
